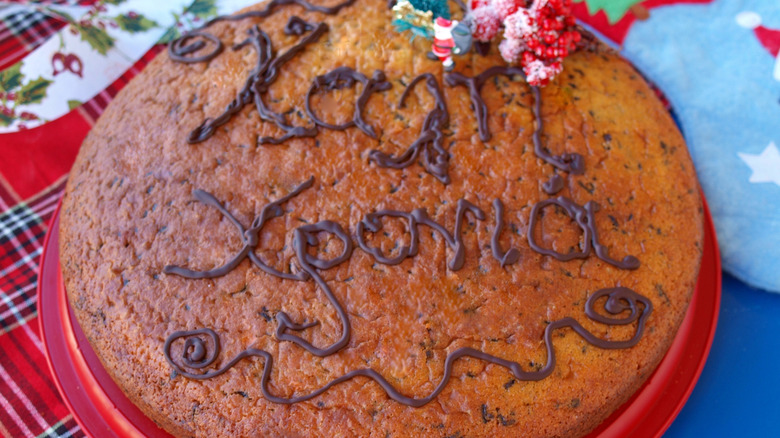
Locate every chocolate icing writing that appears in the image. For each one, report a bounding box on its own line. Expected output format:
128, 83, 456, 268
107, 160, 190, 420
278, 221, 354, 356
163, 177, 314, 280
542, 174, 565, 194
202, 0, 356, 27
527, 196, 640, 269
284, 16, 315, 36
168, 32, 223, 63
356, 199, 485, 271
491, 199, 521, 267
368, 73, 451, 184
164, 287, 652, 406
528, 85, 585, 174
444, 67, 584, 175
444, 66, 522, 143
356, 210, 419, 266
164, 178, 355, 356
305, 67, 392, 139
178, 23, 325, 144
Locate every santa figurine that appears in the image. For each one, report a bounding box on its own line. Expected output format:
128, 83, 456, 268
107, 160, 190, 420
430, 17, 472, 71
432, 17, 457, 71
736, 11, 780, 81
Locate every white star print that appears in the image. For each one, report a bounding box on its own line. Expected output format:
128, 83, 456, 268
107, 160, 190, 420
737, 142, 780, 187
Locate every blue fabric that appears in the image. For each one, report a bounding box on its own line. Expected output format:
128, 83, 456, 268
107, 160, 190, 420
666, 274, 780, 435
617, 0, 780, 292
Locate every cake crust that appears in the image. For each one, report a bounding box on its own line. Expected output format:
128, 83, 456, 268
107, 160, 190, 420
59, 1, 703, 437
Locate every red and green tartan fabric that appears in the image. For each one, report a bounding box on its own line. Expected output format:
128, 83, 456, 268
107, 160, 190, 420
0, 2, 162, 436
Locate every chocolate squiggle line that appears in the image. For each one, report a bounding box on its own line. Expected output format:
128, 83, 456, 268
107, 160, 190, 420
491, 199, 521, 267
355, 199, 485, 271
444, 67, 584, 175
165, 287, 652, 407
368, 73, 451, 184
180, 23, 325, 144
305, 67, 392, 139
527, 196, 640, 270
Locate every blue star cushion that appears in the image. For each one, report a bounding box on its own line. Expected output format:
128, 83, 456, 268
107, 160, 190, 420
611, 0, 780, 293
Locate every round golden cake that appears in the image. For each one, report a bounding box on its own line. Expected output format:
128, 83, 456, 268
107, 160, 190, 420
59, 1, 703, 437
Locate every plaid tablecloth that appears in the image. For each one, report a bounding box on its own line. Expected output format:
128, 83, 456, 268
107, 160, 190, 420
0, 2, 161, 436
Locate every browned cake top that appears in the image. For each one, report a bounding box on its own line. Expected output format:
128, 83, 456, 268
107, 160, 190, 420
59, 1, 703, 437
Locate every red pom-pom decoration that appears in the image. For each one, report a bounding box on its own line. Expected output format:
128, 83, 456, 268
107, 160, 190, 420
468, 0, 580, 86
471, 5, 503, 42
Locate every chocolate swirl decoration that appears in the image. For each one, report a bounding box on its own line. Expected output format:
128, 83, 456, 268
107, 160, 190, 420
444, 66, 585, 175
491, 199, 521, 267
368, 73, 452, 184
163, 177, 314, 280
305, 67, 392, 139
356, 199, 485, 271
527, 196, 640, 270
176, 22, 326, 145
164, 287, 652, 406
168, 32, 224, 63
164, 329, 221, 371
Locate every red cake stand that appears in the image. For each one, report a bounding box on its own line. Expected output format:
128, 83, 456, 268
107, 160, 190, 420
39, 198, 721, 438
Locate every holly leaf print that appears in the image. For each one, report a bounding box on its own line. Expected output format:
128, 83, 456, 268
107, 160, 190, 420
0, 63, 23, 92
17, 77, 52, 105
574, 0, 645, 23
0, 112, 14, 127
103, 0, 128, 5
115, 12, 158, 33
75, 24, 115, 55
186, 0, 217, 19
68, 99, 83, 110
158, 26, 181, 44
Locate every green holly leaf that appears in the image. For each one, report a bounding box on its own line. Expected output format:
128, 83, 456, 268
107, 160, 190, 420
45, 7, 75, 24
574, 0, 644, 23
115, 13, 158, 33
186, 0, 217, 19
0, 63, 24, 92
103, 0, 128, 5
76, 24, 115, 55
158, 26, 181, 44
0, 112, 14, 127
17, 77, 52, 105
68, 99, 83, 110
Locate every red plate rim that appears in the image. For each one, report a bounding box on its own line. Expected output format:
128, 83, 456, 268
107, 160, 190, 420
38, 196, 721, 438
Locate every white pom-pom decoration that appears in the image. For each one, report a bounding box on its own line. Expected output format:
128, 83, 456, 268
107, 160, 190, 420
736, 11, 762, 30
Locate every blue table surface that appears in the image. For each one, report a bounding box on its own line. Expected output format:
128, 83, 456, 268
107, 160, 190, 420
664, 273, 780, 437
